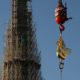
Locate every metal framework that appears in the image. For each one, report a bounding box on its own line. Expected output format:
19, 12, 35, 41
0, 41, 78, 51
2, 0, 42, 80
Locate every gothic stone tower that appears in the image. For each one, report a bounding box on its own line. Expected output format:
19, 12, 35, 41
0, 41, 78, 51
2, 0, 41, 80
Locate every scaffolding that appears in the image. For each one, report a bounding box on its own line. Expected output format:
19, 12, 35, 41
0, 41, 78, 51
2, 0, 42, 80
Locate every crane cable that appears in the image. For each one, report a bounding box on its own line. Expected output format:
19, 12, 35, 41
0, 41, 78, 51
59, 61, 64, 80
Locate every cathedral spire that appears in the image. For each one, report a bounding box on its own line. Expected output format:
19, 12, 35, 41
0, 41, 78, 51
2, 0, 41, 80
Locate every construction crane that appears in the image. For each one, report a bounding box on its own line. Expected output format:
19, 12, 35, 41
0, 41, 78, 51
55, 0, 72, 34
54, 0, 72, 80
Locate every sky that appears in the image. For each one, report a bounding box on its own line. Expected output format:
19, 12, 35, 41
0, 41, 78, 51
0, 0, 80, 80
